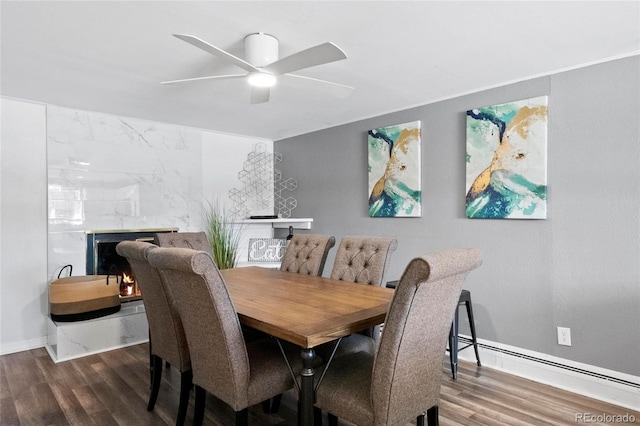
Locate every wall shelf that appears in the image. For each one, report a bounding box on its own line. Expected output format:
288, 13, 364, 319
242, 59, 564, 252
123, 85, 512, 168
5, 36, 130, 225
233, 218, 313, 230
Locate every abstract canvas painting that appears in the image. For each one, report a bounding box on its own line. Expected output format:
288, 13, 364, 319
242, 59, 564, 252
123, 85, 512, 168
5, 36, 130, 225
368, 121, 421, 217
466, 96, 548, 219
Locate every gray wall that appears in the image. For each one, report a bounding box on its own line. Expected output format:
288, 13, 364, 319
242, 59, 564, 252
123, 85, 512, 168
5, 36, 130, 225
275, 56, 640, 376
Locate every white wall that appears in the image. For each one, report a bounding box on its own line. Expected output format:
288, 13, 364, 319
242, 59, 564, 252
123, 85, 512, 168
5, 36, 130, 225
1, 98, 48, 353
0, 97, 271, 354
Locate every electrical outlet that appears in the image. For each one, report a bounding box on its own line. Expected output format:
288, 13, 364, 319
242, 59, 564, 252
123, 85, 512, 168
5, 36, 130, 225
557, 327, 571, 346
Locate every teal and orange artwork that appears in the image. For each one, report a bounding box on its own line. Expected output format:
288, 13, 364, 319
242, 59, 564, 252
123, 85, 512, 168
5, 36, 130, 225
466, 96, 548, 219
368, 121, 421, 217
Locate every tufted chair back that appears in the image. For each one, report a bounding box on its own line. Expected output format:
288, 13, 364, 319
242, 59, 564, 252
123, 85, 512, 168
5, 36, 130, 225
280, 234, 336, 276
154, 231, 212, 256
330, 236, 398, 287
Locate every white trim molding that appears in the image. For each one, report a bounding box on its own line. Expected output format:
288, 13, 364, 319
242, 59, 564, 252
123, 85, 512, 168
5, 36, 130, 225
456, 335, 640, 411
0, 336, 48, 356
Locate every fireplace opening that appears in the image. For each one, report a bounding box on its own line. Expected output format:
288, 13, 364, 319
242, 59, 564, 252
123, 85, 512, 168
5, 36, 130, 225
86, 228, 177, 302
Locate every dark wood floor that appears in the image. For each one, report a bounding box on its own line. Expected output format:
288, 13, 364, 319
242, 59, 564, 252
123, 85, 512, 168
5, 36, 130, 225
1, 344, 638, 425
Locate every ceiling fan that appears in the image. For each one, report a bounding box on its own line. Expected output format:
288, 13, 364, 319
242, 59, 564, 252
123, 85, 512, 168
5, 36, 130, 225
162, 33, 354, 104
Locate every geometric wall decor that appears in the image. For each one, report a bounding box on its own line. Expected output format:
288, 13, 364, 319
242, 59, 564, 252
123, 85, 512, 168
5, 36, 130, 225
273, 151, 298, 218
368, 120, 422, 217
229, 142, 298, 219
229, 142, 273, 219
466, 96, 548, 219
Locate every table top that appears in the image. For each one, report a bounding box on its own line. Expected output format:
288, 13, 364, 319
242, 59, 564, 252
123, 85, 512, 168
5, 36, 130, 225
221, 266, 395, 348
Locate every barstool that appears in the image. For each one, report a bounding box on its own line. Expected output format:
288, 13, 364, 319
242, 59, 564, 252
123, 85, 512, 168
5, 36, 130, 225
448, 289, 481, 379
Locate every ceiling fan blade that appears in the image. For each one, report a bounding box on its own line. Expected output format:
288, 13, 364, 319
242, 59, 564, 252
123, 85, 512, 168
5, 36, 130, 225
250, 86, 270, 104
283, 74, 354, 98
161, 74, 246, 85
265, 42, 347, 75
173, 34, 260, 73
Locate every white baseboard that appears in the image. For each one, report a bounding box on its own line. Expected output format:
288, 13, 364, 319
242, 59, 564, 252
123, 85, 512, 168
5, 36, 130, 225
0, 336, 47, 356
456, 335, 640, 411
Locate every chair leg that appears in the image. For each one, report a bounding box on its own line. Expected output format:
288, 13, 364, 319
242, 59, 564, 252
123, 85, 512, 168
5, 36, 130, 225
314, 407, 322, 425
450, 303, 460, 380
148, 333, 153, 389
176, 370, 192, 426
271, 393, 282, 413
261, 393, 283, 414
417, 412, 425, 426
235, 408, 248, 426
426, 405, 439, 426
328, 412, 338, 426
147, 355, 163, 411
194, 385, 206, 426
448, 327, 454, 376
465, 299, 481, 366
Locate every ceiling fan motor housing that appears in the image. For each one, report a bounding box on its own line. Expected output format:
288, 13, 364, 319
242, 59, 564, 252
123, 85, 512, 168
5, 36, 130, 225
245, 33, 279, 67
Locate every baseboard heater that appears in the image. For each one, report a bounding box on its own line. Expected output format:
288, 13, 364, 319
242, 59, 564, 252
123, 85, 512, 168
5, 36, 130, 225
458, 336, 640, 389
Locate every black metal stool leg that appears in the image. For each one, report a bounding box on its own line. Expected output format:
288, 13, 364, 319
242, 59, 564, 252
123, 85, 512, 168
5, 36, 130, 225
450, 302, 460, 380
448, 326, 454, 377
465, 298, 481, 366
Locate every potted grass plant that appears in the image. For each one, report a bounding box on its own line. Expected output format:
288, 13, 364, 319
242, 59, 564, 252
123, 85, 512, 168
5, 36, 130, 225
204, 201, 242, 269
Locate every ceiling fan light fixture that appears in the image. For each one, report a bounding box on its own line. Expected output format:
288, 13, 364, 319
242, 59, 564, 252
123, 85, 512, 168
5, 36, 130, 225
248, 72, 277, 87
167, 33, 352, 103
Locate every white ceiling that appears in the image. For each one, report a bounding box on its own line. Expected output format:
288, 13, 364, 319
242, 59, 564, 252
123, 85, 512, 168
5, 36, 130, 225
2, 1, 639, 141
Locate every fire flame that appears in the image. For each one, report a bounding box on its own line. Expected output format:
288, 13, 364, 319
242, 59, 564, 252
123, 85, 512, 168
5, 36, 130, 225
120, 272, 135, 297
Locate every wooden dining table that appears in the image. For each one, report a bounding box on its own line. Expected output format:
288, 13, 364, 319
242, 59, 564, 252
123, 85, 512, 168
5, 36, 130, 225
220, 266, 394, 426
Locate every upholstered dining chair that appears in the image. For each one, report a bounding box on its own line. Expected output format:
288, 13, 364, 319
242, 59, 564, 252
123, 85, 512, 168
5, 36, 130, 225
280, 233, 336, 276
268, 233, 336, 416
315, 248, 483, 426
147, 246, 302, 426
155, 231, 279, 413
154, 231, 212, 255
330, 236, 398, 288
320, 236, 398, 358
115, 241, 192, 426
